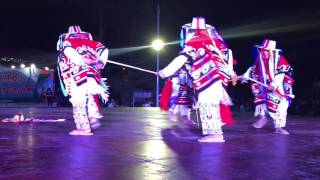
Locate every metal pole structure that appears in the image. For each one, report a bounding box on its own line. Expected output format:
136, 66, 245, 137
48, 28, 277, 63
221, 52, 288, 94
156, 1, 160, 107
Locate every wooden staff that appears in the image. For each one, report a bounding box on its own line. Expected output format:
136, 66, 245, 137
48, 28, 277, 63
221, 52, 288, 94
239, 76, 295, 99
238, 75, 268, 88
106, 59, 157, 75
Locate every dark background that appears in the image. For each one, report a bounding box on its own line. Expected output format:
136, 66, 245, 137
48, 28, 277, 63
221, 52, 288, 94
0, 0, 319, 112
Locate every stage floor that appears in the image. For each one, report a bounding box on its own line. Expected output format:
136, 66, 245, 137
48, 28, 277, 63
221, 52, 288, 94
0, 107, 319, 179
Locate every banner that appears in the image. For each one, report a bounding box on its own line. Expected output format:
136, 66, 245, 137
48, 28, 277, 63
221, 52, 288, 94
0, 66, 54, 101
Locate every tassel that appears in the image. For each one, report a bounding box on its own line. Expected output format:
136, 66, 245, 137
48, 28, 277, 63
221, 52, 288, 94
160, 80, 173, 111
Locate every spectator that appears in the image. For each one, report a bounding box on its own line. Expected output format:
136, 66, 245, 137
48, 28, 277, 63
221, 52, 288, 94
108, 99, 117, 108
46, 88, 54, 107
55, 88, 63, 107
41, 88, 46, 104
143, 100, 153, 107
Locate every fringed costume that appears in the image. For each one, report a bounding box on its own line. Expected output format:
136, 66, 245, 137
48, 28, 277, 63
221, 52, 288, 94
57, 25, 109, 135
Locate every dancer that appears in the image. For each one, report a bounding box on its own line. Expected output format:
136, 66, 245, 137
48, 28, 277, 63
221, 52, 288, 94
241, 39, 294, 134
158, 17, 235, 142
160, 65, 194, 125
57, 25, 109, 135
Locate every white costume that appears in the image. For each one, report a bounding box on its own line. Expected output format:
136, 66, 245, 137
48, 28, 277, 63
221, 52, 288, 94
159, 17, 235, 142
57, 25, 109, 135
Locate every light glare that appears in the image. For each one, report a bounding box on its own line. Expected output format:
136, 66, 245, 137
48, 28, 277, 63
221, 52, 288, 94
152, 39, 164, 51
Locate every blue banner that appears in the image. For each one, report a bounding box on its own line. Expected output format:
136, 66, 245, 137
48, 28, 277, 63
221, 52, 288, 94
0, 66, 54, 100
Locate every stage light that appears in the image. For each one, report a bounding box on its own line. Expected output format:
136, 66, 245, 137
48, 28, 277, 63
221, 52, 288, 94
20, 64, 26, 68
44, 67, 49, 70
11, 65, 16, 69
152, 39, 164, 51
30, 64, 36, 68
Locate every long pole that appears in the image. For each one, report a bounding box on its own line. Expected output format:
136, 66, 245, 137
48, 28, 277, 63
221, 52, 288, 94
238, 76, 295, 99
106, 60, 156, 74
156, 1, 160, 107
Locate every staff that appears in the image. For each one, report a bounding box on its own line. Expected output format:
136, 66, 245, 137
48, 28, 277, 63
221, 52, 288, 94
106, 59, 157, 75
238, 75, 295, 99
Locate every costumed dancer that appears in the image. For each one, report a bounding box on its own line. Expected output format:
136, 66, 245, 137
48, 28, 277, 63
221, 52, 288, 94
56, 25, 109, 135
160, 64, 194, 125
158, 17, 236, 142
160, 25, 194, 125
182, 17, 237, 126
241, 39, 294, 134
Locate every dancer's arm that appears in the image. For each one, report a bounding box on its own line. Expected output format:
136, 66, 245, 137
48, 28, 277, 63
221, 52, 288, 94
158, 55, 188, 78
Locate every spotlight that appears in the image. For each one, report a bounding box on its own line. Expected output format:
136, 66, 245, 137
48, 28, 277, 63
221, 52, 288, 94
152, 39, 164, 51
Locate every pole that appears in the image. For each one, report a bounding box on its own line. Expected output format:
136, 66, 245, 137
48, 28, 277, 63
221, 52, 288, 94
156, 1, 160, 107
238, 76, 295, 99
238, 76, 269, 88
106, 59, 156, 74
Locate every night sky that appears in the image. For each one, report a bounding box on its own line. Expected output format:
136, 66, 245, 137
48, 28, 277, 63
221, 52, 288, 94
0, 0, 319, 105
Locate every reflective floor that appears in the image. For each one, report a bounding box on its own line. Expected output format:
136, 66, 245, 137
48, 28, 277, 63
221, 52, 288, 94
0, 107, 319, 179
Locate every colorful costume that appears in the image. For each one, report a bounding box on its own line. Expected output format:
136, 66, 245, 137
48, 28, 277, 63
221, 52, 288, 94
242, 39, 294, 134
57, 25, 109, 135
160, 64, 194, 125
180, 18, 237, 88
159, 17, 236, 142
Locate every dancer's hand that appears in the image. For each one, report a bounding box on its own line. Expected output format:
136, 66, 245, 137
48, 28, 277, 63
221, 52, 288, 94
240, 78, 248, 84
156, 71, 166, 79
240, 67, 252, 84
95, 61, 105, 69
231, 74, 238, 86
238, 76, 248, 84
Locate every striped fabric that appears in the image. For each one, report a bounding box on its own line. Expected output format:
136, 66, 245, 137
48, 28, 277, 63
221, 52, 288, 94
255, 39, 281, 51
191, 55, 221, 92
68, 25, 82, 33
191, 17, 206, 29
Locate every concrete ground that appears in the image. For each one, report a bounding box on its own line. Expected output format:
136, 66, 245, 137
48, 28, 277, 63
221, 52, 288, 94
0, 107, 319, 180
